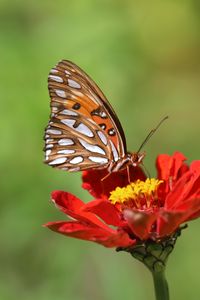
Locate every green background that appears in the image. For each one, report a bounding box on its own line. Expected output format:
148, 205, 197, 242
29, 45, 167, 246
1, 0, 200, 299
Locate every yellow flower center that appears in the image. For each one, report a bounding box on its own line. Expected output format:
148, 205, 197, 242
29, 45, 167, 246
109, 178, 163, 209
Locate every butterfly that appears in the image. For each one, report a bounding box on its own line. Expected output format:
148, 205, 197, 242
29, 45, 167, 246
44, 60, 146, 173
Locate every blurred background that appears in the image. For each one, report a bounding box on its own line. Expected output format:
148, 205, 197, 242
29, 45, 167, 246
1, 0, 200, 299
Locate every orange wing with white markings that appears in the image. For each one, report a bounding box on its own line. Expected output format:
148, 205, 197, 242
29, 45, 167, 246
44, 60, 127, 171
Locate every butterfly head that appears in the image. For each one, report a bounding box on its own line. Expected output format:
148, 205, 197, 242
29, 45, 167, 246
128, 152, 145, 167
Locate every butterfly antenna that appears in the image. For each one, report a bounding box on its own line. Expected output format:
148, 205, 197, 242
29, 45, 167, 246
137, 116, 169, 153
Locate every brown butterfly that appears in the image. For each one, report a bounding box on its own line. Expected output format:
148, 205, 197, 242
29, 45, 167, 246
44, 60, 167, 173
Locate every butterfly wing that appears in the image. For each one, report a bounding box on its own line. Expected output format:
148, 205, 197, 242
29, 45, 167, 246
45, 112, 112, 171
44, 60, 127, 171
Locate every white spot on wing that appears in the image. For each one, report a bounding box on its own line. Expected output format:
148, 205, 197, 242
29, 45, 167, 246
79, 138, 106, 155
46, 129, 62, 135
49, 75, 63, 83
69, 167, 80, 172
49, 157, 67, 165
57, 149, 75, 154
70, 156, 83, 164
52, 107, 58, 113
68, 79, 81, 89
101, 111, 107, 118
59, 119, 93, 138
46, 144, 53, 149
65, 70, 71, 75
88, 156, 108, 164
110, 141, 119, 161
58, 138, 74, 146
55, 89, 66, 98
75, 123, 94, 137
61, 119, 76, 127
46, 150, 51, 160
46, 150, 51, 155
97, 131, 107, 145
51, 69, 58, 73
61, 109, 78, 116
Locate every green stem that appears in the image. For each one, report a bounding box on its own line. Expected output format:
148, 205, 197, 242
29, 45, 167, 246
117, 228, 188, 300
152, 270, 169, 300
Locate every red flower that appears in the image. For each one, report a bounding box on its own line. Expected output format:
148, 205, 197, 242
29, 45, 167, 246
44, 152, 200, 248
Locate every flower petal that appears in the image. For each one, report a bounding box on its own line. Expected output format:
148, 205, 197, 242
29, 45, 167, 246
51, 190, 112, 230
157, 211, 185, 237
156, 152, 188, 181
51, 190, 84, 213
45, 221, 135, 248
190, 160, 200, 173
165, 172, 193, 209
82, 166, 146, 199
158, 198, 200, 237
165, 161, 200, 210
123, 209, 157, 240
187, 204, 200, 220
82, 199, 123, 226
186, 161, 200, 199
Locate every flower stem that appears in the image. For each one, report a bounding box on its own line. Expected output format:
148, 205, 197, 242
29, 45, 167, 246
152, 269, 169, 300
117, 229, 187, 300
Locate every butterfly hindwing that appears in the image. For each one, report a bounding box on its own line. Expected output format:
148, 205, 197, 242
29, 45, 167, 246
45, 108, 113, 171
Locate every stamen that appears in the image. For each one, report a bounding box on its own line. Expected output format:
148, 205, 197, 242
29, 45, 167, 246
109, 178, 163, 209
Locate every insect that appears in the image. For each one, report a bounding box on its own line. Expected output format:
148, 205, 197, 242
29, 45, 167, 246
44, 60, 167, 174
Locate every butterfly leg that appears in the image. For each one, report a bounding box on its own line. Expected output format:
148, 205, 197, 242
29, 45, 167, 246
101, 172, 111, 182
100, 172, 112, 196
127, 165, 131, 183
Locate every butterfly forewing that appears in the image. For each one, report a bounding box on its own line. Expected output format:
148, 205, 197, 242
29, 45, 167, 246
44, 60, 127, 171
49, 60, 127, 153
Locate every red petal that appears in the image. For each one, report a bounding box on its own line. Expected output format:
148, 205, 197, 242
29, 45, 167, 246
123, 209, 157, 240
51, 190, 112, 230
190, 160, 200, 173
187, 205, 200, 220
157, 211, 185, 237
175, 198, 200, 217
165, 163, 200, 210
186, 161, 200, 198
45, 221, 135, 248
165, 172, 193, 209
51, 190, 84, 213
158, 198, 200, 237
156, 152, 187, 181
82, 166, 146, 199
82, 199, 123, 226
